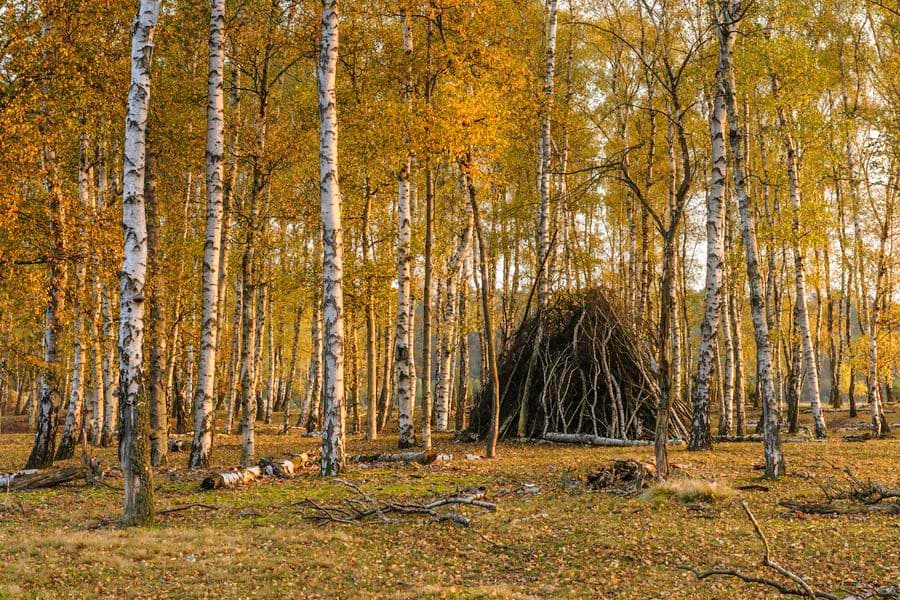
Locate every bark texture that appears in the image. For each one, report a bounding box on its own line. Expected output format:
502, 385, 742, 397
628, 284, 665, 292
118, 0, 161, 525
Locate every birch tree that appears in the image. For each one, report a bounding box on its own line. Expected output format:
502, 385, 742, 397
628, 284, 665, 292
395, 9, 415, 449
189, 0, 227, 468
118, 0, 161, 525
318, 0, 345, 476
714, 0, 783, 476
688, 74, 727, 451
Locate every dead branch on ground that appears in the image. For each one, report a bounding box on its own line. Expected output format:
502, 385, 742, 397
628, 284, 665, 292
157, 503, 221, 515
780, 466, 900, 516
686, 500, 838, 599
296, 479, 496, 527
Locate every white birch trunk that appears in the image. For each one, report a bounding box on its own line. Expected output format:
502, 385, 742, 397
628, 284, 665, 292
537, 0, 559, 309
771, 78, 827, 439
688, 83, 727, 451
318, 0, 346, 475
394, 9, 416, 449
56, 135, 91, 460
395, 167, 414, 448
119, 0, 160, 525
282, 303, 303, 432
363, 179, 378, 441
264, 317, 275, 424
238, 274, 256, 466
715, 0, 783, 477
224, 275, 242, 434
866, 170, 894, 437
302, 302, 323, 430
90, 289, 105, 446
26, 17, 66, 470
100, 285, 117, 446
785, 135, 827, 438
189, 0, 227, 468
435, 203, 473, 430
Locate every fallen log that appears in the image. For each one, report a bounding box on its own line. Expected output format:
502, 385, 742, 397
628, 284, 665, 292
259, 458, 294, 477
0, 469, 38, 488
201, 466, 262, 490
352, 449, 437, 465
2, 467, 87, 491
544, 432, 682, 447
715, 435, 764, 443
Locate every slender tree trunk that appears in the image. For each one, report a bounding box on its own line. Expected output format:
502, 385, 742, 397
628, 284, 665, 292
537, 0, 559, 308
189, 0, 227, 468
378, 321, 393, 432
363, 177, 378, 441
282, 303, 302, 433
253, 284, 267, 421
90, 284, 105, 445
26, 19, 67, 468
689, 81, 727, 451
100, 286, 117, 446
716, 0, 783, 476
421, 164, 434, 449
463, 158, 500, 458
720, 293, 735, 435
772, 83, 826, 438
318, 0, 346, 474
56, 134, 92, 461
118, 0, 160, 526
238, 266, 257, 466
866, 170, 894, 437
224, 275, 242, 434
302, 301, 323, 431
455, 265, 470, 432
145, 149, 168, 467
436, 198, 472, 431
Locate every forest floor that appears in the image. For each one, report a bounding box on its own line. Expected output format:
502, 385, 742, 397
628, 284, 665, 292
1, 407, 898, 599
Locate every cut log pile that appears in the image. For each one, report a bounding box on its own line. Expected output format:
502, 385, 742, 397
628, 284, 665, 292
201, 458, 298, 490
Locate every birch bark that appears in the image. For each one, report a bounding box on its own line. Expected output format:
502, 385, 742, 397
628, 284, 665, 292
119, 0, 160, 525
715, 0, 783, 476
318, 0, 346, 475
537, 0, 559, 308
688, 80, 727, 451
189, 0, 227, 468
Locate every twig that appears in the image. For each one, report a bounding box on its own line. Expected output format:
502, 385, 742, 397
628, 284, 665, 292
157, 503, 221, 516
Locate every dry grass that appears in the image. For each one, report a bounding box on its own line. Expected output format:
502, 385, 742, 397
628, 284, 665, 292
1, 406, 898, 598
640, 478, 736, 504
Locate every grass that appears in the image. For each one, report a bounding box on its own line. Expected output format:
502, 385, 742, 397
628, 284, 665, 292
1, 406, 898, 598
640, 478, 736, 504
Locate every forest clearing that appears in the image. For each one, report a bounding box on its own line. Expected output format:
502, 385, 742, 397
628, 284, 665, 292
0, 0, 898, 597
2, 411, 899, 599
